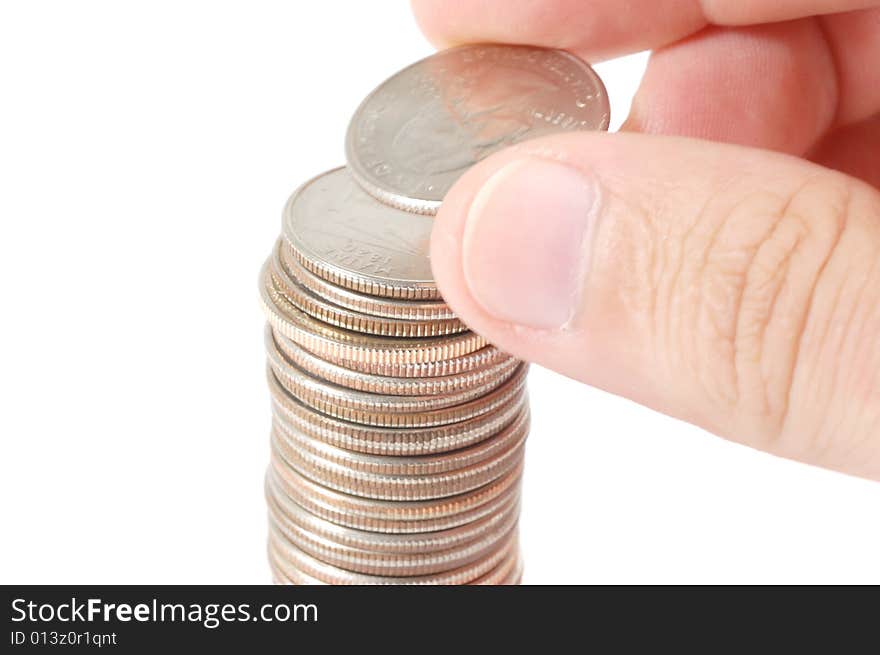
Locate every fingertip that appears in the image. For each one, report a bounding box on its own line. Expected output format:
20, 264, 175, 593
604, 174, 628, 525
429, 148, 540, 361
410, 0, 462, 49
429, 140, 607, 373
625, 22, 838, 154
411, 0, 707, 62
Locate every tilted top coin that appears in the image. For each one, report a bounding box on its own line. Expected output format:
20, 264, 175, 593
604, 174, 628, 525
282, 167, 438, 299
346, 44, 610, 214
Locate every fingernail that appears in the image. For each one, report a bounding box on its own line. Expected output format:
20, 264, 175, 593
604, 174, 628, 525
462, 158, 599, 329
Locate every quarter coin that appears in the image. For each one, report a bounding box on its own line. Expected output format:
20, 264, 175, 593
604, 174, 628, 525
260, 261, 486, 365
268, 522, 518, 585
270, 405, 529, 477
282, 167, 439, 299
267, 368, 527, 456
271, 431, 526, 501
266, 341, 526, 426
279, 239, 455, 322
270, 243, 465, 337
268, 454, 523, 531
267, 478, 520, 554
267, 325, 518, 396
346, 44, 610, 214
268, 497, 519, 576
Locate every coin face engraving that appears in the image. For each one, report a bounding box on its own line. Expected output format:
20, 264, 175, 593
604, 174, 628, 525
346, 45, 610, 213
283, 168, 435, 291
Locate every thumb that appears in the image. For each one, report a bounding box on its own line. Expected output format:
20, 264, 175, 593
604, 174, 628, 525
430, 131, 880, 480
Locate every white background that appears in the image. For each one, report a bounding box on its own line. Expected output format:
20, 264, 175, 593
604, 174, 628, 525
1, 1, 878, 584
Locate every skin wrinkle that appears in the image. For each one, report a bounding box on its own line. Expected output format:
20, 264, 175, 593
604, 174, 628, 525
692, 195, 738, 406
753, 229, 799, 426
792, 254, 846, 458
736, 177, 812, 430
656, 187, 710, 392
817, 247, 880, 464
571, 177, 665, 400
692, 188, 781, 410
670, 173, 746, 401
778, 181, 851, 450
640, 187, 685, 382
627, 195, 662, 341
799, 229, 851, 460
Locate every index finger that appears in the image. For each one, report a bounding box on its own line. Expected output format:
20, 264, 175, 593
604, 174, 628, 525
411, 0, 880, 61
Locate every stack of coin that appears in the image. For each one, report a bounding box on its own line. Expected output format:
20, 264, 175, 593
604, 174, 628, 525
260, 45, 609, 584
259, 167, 527, 584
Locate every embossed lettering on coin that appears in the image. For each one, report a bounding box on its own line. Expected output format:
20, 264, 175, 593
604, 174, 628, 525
282, 167, 437, 298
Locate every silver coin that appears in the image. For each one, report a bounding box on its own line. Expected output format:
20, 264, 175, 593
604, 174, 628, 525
271, 431, 526, 501
260, 261, 487, 365
270, 404, 530, 477
270, 241, 466, 337
265, 328, 526, 425
267, 494, 519, 576
470, 542, 522, 585
268, 545, 326, 585
267, 367, 528, 456
268, 522, 518, 585
346, 44, 610, 214
267, 456, 524, 533
278, 238, 455, 322
266, 475, 521, 554
267, 324, 519, 397
282, 167, 438, 299
267, 359, 527, 429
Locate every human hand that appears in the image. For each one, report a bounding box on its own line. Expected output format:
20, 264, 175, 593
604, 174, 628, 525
411, 0, 880, 479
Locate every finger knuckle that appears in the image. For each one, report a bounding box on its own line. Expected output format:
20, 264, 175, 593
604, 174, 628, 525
779, 184, 880, 474
668, 175, 851, 444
